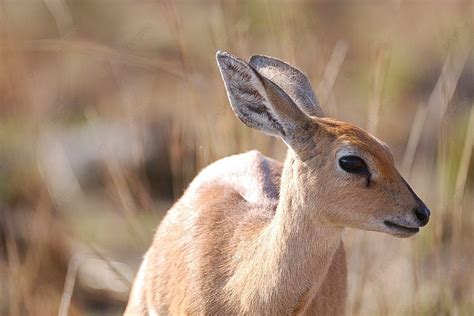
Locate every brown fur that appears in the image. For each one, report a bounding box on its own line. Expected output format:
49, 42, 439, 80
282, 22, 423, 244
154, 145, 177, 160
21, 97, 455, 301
126, 150, 347, 315
125, 52, 429, 315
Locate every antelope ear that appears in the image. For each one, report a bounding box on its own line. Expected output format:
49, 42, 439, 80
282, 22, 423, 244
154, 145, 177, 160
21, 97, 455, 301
249, 55, 323, 117
216, 51, 314, 151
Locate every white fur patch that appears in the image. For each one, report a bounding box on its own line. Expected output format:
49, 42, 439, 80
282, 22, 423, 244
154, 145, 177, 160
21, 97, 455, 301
188, 150, 280, 205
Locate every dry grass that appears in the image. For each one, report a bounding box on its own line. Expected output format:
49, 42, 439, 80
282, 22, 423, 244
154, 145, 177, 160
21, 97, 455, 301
0, 1, 473, 315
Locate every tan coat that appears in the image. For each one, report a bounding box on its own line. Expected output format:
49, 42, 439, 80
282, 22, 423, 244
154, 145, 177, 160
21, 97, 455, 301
125, 52, 430, 315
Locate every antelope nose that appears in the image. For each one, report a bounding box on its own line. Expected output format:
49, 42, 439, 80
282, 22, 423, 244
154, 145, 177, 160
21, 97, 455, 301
414, 205, 430, 226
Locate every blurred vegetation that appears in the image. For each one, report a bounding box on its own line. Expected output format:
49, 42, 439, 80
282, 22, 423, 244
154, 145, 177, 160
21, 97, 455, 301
0, 0, 473, 315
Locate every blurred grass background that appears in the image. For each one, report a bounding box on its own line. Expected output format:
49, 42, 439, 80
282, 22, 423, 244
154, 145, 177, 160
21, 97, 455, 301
0, 0, 473, 315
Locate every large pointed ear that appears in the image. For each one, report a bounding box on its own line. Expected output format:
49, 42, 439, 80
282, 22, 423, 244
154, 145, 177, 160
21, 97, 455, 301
216, 51, 315, 151
249, 55, 323, 117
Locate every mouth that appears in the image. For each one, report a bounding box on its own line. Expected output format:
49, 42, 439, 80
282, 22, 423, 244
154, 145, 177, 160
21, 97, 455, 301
383, 220, 419, 235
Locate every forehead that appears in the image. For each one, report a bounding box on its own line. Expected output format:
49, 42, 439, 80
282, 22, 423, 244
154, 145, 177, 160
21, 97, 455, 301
316, 117, 395, 175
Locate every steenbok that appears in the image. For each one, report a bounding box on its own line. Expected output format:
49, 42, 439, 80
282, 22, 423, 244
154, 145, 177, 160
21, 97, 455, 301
125, 51, 430, 315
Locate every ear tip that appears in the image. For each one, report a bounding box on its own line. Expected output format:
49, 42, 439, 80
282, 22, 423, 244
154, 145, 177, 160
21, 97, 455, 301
216, 50, 251, 74
249, 55, 268, 66
215, 50, 227, 64
249, 55, 262, 62
216, 50, 234, 62
249, 54, 288, 72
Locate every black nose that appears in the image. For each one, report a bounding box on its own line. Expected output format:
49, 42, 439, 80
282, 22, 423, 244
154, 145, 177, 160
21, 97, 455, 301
414, 205, 430, 226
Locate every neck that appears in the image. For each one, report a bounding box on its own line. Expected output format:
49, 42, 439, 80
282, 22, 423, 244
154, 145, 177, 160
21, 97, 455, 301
226, 150, 343, 314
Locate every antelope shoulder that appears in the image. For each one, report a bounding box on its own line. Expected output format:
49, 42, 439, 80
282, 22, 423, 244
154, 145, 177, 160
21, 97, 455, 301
143, 150, 283, 313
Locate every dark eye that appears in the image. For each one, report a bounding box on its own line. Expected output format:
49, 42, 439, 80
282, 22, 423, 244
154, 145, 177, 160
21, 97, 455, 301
338, 155, 368, 174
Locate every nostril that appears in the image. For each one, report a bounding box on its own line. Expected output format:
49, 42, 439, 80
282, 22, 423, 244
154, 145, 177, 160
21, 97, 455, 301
414, 206, 430, 225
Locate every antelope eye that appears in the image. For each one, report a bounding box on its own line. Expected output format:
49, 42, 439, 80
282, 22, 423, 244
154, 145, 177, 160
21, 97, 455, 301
338, 155, 368, 174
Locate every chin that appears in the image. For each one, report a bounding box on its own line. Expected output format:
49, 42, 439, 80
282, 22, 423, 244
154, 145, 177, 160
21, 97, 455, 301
353, 222, 421, 238
375, 220, 420, 238
387, 229, 419, 238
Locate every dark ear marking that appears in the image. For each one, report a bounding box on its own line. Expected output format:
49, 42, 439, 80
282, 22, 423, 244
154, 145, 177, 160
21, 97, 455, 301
230, 78, 286, 136
240, 105, 286, 136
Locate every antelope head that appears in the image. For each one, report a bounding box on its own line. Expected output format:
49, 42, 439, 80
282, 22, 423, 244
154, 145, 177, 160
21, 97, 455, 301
216, 51, 430, 238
